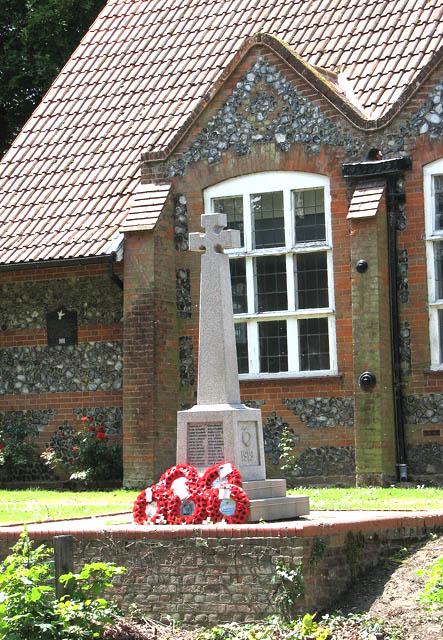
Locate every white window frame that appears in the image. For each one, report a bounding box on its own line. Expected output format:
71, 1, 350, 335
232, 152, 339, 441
204, 171, 337, 380
424, 159, 443, 369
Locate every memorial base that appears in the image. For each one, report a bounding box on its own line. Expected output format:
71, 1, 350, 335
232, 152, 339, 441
243, 480, 310, 522
177, 405, 310, 521
177, 404, 266, 481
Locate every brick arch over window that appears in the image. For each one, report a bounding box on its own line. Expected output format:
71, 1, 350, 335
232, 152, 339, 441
204, 171, 337, 379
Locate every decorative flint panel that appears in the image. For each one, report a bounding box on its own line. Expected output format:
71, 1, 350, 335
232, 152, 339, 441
407, 443, 443, 475
179, 336, 195, 387
176, 269, 192, 318
167, 57, 363, 177
402, 393, 443, 424
0, 409, 55, 433
72, 406, 123, 435
0, 277, 122, 330
297, 446, 355, 477
263, 411, 292, 465
399, 321, 411, 376
397, 249, 409, 303
0, 342, 122, 394
174, 195, 189, 251
283, 397, 354, 428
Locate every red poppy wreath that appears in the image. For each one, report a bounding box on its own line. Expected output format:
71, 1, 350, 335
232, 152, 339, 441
158, 463, 200, 491
206, 483, 250, 524
133, 484, 169, 525
167, 487, 207, 524
201, 461, 242, 490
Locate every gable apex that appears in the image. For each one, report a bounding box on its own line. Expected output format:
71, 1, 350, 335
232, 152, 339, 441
165, 49, 364, 177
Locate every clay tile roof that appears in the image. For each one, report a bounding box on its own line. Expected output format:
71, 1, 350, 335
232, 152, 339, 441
0, 0, 442, 265
347, 181, 385, 219
121, 182, 171, 232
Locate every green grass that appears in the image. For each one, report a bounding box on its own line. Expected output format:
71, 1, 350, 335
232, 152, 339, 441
289, 486, 443, 511
0, 489, 137, 524
0, 486, 441, 525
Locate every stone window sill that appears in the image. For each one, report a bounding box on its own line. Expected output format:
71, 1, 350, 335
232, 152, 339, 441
239, 371, 343, 382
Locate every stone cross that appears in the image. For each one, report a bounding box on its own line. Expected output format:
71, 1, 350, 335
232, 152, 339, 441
189, 213, 241, 405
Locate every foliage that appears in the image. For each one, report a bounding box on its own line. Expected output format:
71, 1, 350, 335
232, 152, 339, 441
344, 530, 366, 577
42, 416, 123, 483
417, 556, 443, 611
0, 530, 57, 639
42, 423, 79, 474
198, 615, 331, 640
271, 561, 304, 620
389, 546, 410, 564
279, 427, 300, 483
0, 530, 124, 640
309, 537, 326, 566
0, 421, 39, 468
0, 0, 106, 156
324, 612, 403, 640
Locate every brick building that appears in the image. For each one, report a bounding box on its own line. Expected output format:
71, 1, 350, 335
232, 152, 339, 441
0, 0, 442, 487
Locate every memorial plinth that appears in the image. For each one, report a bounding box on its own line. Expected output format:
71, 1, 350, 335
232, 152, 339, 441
177, 404, 265, 481
176, 213, 309, 521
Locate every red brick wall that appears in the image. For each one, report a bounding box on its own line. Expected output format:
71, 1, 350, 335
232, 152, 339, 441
160, 47, 357, 484
139, 47, 443, 484
0, 262, 123, 473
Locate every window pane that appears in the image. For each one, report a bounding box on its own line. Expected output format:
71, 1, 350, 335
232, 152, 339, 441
235, 323, 249, 374
255, 255, 287, 312
294, 188, 326, 242
259, 321, 288, 372
251, 191, 285, 248
299, 317, 330, 370
435, 241, 443, 300
230, 258, 247, 313
295, 252, 329, 309
434, 176, 443, 231
213, 196, 244, 246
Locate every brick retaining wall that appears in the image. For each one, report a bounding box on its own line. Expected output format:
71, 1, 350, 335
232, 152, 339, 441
0, 513, 441, 625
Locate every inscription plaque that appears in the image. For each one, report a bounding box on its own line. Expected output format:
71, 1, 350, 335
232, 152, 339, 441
187, 422, 224, 467
238, 421, 260, 466
47, 307, 78, 347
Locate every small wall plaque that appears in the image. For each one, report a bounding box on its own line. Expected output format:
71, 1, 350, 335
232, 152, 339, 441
47, 307, 78, 346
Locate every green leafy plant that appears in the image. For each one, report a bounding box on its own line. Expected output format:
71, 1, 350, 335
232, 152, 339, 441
279, 427, 301, 483
299, 613, 330, 639
417, 556, 443, 611
198, 616, 331, 640
0, 530, 125, 639
42, 416, 122, 483
272, 560, 304, 619
0, 422, 39, 468
309, 537, 326, 566
390, 546, 409, 564
324, 612, 403, 640
344, 530, 366, 577
42, 423, 80, 477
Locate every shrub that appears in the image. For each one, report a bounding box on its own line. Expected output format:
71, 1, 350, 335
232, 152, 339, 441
0, 422, 39, 468
42, 416, 123, 483
0, 531, 125, 640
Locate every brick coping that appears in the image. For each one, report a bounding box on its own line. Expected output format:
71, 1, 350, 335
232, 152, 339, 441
0, 510, 441, 540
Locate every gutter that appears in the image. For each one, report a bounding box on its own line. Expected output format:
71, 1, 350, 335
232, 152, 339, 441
0, 253, 123, 289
